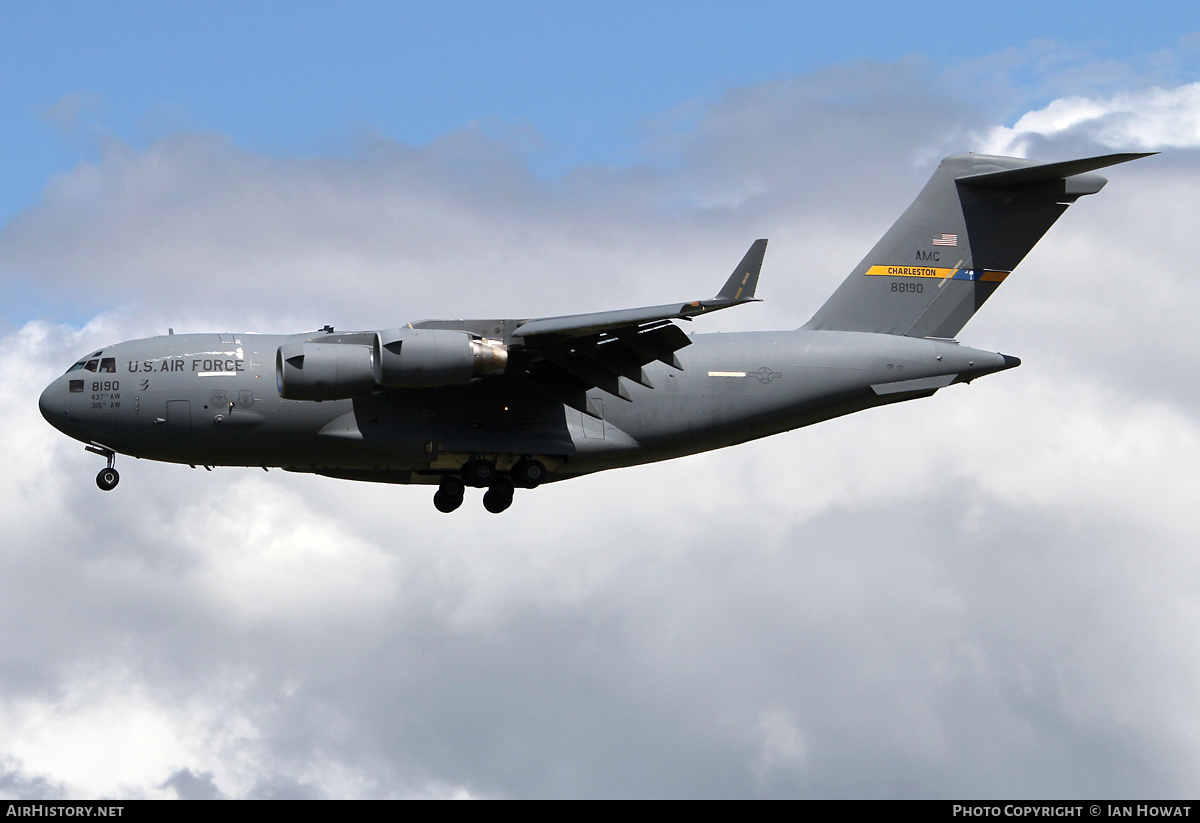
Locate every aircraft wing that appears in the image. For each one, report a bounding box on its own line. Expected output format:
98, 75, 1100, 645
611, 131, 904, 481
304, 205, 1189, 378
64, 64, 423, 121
511, 238, 766, 340
412, 239, 767, 417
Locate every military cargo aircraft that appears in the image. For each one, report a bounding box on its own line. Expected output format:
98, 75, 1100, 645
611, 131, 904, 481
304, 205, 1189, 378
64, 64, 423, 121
39, 151, 1149, 512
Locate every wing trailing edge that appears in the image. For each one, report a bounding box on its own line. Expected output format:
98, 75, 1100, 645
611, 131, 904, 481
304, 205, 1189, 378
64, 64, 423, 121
512, 239, 767, 340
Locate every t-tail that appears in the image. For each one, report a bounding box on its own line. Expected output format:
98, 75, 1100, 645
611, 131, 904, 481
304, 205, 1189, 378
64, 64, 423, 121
803, 152, 1154, 338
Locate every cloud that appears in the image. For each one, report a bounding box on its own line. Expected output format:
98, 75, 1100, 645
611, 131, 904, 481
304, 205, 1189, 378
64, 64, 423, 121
981, 82, 1200, 156
3, 55, 1200, 798
160, 768, 225, 800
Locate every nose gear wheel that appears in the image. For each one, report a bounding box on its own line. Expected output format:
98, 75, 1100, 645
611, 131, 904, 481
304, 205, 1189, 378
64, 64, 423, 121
96, 467, 120, 491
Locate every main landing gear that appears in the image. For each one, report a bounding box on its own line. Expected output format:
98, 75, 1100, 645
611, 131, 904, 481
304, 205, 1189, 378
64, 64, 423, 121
482, 478, 514, 514
432, 458, 546, 514
85, 442, 119, 491
434, 476, 465, 513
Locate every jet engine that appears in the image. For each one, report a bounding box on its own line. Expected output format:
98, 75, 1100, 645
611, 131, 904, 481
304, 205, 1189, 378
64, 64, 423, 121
373, 328, 508, 387
276, 343, 377, 400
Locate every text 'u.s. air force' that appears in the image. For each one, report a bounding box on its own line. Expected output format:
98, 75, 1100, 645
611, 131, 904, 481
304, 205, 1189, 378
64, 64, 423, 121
127, 359, 245, 373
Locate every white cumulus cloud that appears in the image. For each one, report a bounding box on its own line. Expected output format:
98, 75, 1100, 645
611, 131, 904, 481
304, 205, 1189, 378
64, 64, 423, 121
982, 82, 1200, 155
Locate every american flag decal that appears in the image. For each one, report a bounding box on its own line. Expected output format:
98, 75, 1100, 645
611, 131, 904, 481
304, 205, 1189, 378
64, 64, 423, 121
932, 233, 958, 247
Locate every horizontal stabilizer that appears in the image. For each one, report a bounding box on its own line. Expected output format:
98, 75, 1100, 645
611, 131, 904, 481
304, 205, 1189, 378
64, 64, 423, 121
957, 153, 1157, 188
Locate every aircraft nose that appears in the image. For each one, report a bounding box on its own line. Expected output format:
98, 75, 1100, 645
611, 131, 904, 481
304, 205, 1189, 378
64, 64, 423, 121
38, 383, 54, 423
39, 380, 68, 433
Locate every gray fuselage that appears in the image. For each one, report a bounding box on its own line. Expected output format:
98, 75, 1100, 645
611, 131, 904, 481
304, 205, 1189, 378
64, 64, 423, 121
39, 328, 1015, 486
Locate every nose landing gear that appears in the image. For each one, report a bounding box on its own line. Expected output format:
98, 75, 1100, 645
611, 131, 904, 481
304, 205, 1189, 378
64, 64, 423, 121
85, 442, 119, 491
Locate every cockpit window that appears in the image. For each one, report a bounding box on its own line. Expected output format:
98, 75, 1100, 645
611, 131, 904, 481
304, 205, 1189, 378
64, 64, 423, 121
84, 359, 99, 372
99, 358, 116, 373
65, 361, 87, 373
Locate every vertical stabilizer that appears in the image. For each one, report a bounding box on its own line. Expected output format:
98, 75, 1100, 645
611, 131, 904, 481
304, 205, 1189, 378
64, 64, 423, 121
803, 152, 1152, 338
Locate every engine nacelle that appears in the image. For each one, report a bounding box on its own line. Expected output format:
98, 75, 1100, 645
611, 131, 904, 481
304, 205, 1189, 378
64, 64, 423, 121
374, 328, 508, 387
276, 343, 377, 400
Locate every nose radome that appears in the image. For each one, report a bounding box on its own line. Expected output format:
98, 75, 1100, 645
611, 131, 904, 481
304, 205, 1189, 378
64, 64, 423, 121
39, 381, 66, 432
39, 383, 54, 423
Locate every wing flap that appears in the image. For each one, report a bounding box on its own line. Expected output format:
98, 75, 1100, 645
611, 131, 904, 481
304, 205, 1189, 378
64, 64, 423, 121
508, 362, 604, 418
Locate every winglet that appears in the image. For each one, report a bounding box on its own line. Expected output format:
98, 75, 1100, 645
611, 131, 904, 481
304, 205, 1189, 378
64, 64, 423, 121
715, 239, 767, 302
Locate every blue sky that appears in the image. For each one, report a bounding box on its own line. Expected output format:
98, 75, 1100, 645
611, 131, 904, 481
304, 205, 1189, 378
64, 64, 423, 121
3, 1, 1198, 222
6, 1, 1200, 800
